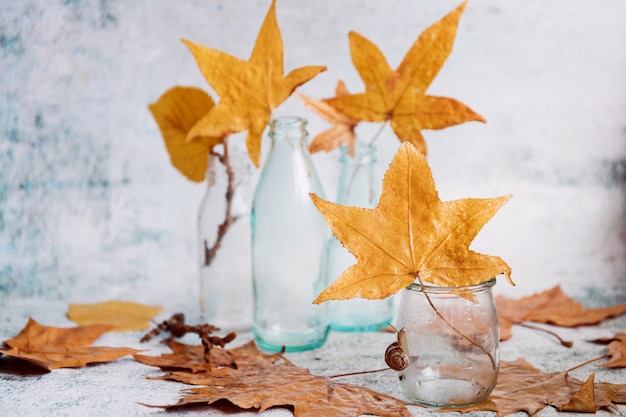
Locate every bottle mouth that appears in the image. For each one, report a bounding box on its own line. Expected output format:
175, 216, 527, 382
269, 116, 307, 129
406, 277, 497, 293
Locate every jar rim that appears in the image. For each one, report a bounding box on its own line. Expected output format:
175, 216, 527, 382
269, 116, 307, 127
406, 277, 497, 293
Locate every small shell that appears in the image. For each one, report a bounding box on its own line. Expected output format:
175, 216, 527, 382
385, 341, 409, 371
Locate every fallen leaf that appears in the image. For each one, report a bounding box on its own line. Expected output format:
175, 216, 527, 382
311, 141, 512, 303
149, 86, 225, 182
296, 80, 359, 154
325, 1, 485, 156
496, 286, 626, 341
134, 340, 283, 374
591, 333, 626, 368
67, 300, 163, 332
148, 364, 414, 417
0, 318, 138, 370
442, 358, 626, 416
181, 0, 325, 167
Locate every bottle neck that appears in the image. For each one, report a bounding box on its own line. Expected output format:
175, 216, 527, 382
337, 144, 378, 207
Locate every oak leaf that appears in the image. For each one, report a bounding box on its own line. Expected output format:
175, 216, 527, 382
0, 318, 138, 370
296, 80, 359, 154
325, 0, 485, 156
182, 0, 325, 167
149, 86, 225, 182
591, 333, 626, 368
496, 286, 626, 341
442, 358, 626, 416
311, 142, 512, 303
148, 363, 414, 417
67, 300, 163, 332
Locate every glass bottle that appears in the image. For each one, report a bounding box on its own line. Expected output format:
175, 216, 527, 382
198, 151, 252, 331
325, 144, 394, 331
251, 116, 329, 352
394, 278, 499, 407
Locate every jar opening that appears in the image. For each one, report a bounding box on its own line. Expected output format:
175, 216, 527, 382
269, 116, 307, 129
406, 277, 497, 293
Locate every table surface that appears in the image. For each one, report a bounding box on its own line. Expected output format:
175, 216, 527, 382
1, 287, 625, 417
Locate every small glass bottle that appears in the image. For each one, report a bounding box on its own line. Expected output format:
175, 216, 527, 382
251, 116, 329, 352
198, 151, 252, 331
325, 144, 393, 331
394, 278, 499, 407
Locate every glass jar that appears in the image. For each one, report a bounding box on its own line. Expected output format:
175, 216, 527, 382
325, 144, 393, 331
251, 116, 329, 352
394, 278, 499, 407
198, 151, 252, 331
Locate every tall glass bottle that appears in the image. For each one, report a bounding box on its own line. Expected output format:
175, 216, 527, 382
325, 144, 394, 331
251, 116, 329, 352
198, 151, 252, 331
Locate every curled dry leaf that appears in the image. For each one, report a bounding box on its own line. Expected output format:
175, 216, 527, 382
149, 86, 225, 182
67, 300, 163, 332
311, 142, 512, 303
442, 358, 626, 416
182, 0, 325, 167
326, 0, 485, 156
0, 318, 138, 370
591, 333, 626, 368
296, 80, 359, 154
496, 286, 626, 341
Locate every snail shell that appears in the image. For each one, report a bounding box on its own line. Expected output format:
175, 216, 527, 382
385, 342, 409, 370
385, 328, 409, 371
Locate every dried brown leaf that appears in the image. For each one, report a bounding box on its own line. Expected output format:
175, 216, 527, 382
0, 318, 138, 370
591, 333, 626, 368
496, 286, 626, 341
442, 358, 626, 416
148, 363, 414, 417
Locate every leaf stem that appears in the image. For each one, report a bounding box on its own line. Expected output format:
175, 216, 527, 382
329, 367, 390, 379
564, 355, 610, 378
418, 277, 497, 369
518, 322, 573, 347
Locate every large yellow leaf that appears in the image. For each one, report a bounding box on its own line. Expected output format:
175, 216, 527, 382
149, 86, 224, 182
326, 0, 485, 155
311, 142, 512, 303
182, 0, 326, 167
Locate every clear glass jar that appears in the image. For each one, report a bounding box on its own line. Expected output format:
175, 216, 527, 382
251, 116, 329, 352
198, 152, 252, 331
394, 278, 499, 407
325, 144, 393, 331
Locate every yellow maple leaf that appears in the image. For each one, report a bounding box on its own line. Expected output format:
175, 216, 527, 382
296, 80, 359, 154
67, 301, 163, 332
311, 142, 513, 303
325, 0, 485, 156
149, 86, 225, 182
181, 0, 326, 167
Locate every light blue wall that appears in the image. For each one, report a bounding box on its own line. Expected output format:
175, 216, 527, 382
1, 0, 625, 307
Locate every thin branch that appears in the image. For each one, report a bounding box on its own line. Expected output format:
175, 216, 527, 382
564, 355, 610, 379
203, 138, 240, 267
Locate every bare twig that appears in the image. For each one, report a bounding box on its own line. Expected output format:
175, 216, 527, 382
203, 138, 241, 267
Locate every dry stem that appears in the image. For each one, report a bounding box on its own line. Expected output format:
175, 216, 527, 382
203, 138, 240, 267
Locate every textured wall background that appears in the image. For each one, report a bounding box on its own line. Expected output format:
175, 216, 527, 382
1, 0, 625, 310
